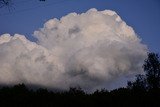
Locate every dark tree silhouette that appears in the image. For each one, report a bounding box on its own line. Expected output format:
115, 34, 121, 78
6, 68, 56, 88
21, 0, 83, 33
0, 53, 160, 107
128, 52, 160, 90
68, 87, 85, 96
0, 0, 11, 8
127, 74, 147, 91
143, 52, 160, 89
0, 0, 46, 8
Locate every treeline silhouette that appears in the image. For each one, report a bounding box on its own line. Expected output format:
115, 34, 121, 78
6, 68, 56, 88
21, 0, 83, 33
0, 52, 160, 107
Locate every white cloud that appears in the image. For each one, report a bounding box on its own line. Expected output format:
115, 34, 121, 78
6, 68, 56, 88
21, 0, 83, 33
0, 8, 147, 91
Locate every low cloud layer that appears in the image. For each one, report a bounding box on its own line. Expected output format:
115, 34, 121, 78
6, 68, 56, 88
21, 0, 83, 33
0, 9, 147, 91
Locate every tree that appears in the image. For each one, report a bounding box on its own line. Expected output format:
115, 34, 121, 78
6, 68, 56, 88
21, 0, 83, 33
127, 52, 160, 90
68, 87, 85, 96
0, 0, 46, 8
127, 74, 147, 91
143, 53, 160, 89
0, 0, 11, 8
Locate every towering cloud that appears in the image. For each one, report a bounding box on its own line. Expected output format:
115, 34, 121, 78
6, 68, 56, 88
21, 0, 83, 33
0, 9, 147, 91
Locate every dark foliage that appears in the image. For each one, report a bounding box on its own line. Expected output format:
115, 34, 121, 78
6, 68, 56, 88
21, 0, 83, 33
0, 0, 45, 8
127, 74, 147, 91
128, 52, 160, 91
0, 84, 160, 107
0, 0, 11, 8
143, 53, 160, 89
39, 0, 46, 1
0, 52, 160, 107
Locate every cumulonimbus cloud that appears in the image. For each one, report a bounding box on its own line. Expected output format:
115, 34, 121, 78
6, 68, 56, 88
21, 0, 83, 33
0, 8, 147, 91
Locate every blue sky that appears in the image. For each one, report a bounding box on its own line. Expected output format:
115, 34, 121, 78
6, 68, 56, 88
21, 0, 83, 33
0, 0, 160, 53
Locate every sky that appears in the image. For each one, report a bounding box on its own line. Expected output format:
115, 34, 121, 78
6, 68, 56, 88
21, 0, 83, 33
0, 0, 159, 91
0, 0, 159, 53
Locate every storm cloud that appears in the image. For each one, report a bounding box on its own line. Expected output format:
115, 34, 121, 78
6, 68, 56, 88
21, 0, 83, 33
0, 9, 147, 91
